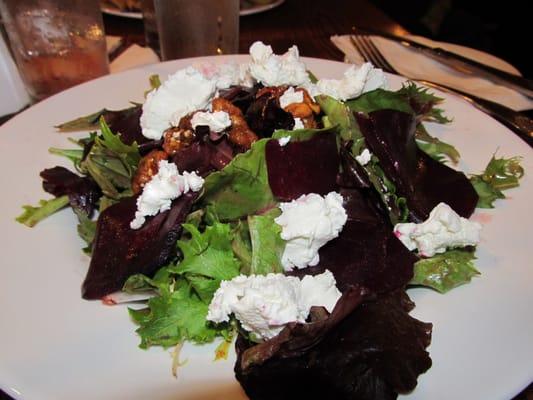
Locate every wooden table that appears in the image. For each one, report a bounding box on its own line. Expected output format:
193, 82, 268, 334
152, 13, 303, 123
1, 0, 531, 398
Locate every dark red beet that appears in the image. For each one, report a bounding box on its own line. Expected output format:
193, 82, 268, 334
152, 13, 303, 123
81, 193, 196, 299
266, 132, 340, 201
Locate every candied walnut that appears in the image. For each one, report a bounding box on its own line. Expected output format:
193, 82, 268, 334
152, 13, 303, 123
256, 85, 288, 100
131, 150, 168, 194
162, 127, 195, 155
283, 88, 321, 119
212, 97, 258, 149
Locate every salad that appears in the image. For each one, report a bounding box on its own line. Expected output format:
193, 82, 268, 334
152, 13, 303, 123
16, 42, 524, 400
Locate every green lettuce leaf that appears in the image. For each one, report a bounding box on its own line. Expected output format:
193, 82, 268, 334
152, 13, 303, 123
127, 222, 240, 349
172, 223, 241, 302
470, 154, 524, 208
410, 249, 479, 293
16, 195, 70, 227
80, 118, 140, 199
271, 125, 337, 142
129, 282, 220, 348
415, 124, 460, 164
316, 95, 361, 142
248, 208, 285, 275
202, 139, 276, 221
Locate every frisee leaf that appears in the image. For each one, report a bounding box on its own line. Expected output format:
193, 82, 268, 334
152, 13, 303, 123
470, 154, 524, 208
172, 223, 241, 302
16, 195, 70, 227
410, 249, 479, 293
415, 124, 460, 164
127, 222, 240, 349
397, 81, 452, 124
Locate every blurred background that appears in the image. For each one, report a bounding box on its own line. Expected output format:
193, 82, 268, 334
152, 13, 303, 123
370, 0, 531, 78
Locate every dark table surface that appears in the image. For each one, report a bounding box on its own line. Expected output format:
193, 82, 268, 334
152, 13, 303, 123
1, 0, 531, 398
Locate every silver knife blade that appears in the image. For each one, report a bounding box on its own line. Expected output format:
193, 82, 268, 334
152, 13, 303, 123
354, 27, 533, 98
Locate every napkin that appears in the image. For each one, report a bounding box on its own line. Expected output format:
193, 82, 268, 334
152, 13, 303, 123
331, 34, 533, 111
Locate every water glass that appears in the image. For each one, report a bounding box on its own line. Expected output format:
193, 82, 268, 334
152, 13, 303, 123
0, 0, 109, 102
154, 0, 239, 61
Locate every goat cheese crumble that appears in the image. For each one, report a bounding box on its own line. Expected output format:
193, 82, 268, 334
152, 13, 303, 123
355, 148, 372, 166
314, 63, 388, 101
275, 192, 348, 271
279, 87, 304, 109
206, 270, 341, 340
394, 202, 481, 257
249, 41, 311, 87
191, 110, 232, 132
130, 160, 204, 230
140, 67, 217, 140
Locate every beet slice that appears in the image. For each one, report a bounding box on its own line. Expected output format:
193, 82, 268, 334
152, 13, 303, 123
266, 132, 340, 201
355, 110, 478, 221
81, 193, 196, 299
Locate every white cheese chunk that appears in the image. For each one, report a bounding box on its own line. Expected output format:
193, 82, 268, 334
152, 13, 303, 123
191, 110, 232, 132
207, 270, 341, 340
278, 136, 291, 146
249, 41, 311, 87
279, 87, 304, 109
130, 160, 204, 230
313, 63, 388, 101
394, 202, 481, 257
293, 117, 305, 130
140, 67, 217, 140
275, 192, 348, 271
355, 148, 372, 166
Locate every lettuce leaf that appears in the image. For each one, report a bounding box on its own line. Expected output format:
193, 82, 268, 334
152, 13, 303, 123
248, 208, 285, 275
470, 154, 524, 208
80, 118, 140, 199
202, 139, 276, 221
127, 221, 240, 348
410, 249, 479, 293
16, 195, 69, 227
172, 223, 241, 302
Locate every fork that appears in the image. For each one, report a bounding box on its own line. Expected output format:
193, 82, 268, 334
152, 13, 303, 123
349, 33, 533, 146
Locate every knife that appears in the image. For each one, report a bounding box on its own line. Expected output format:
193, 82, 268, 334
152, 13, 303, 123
353, 27, 533, 98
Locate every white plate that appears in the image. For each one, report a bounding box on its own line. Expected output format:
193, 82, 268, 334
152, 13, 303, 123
0, 55, 532, 400
101, 0, 285, 19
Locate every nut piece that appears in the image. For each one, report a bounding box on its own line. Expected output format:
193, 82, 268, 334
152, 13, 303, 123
162, 127, 195, 156
131, 150, 168, 194
212, 97, 258, 149
283, 88, 320, 128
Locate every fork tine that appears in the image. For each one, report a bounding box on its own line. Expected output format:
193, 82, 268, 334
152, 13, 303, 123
349, 35, 373, 65
359, 35, 397, 74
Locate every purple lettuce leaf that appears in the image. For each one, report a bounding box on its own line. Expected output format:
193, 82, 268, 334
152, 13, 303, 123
81, 192, 196, 300
355, 110, 478, 221
265, 131, 339, 201
171, 134, 235, 176
235, 289, 432, 400
40, 166, 101, 216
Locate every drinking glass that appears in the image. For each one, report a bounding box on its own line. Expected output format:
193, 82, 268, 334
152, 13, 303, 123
0, 0, 110, 102
140, 0, 160, 57
154, 0, 239, 61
